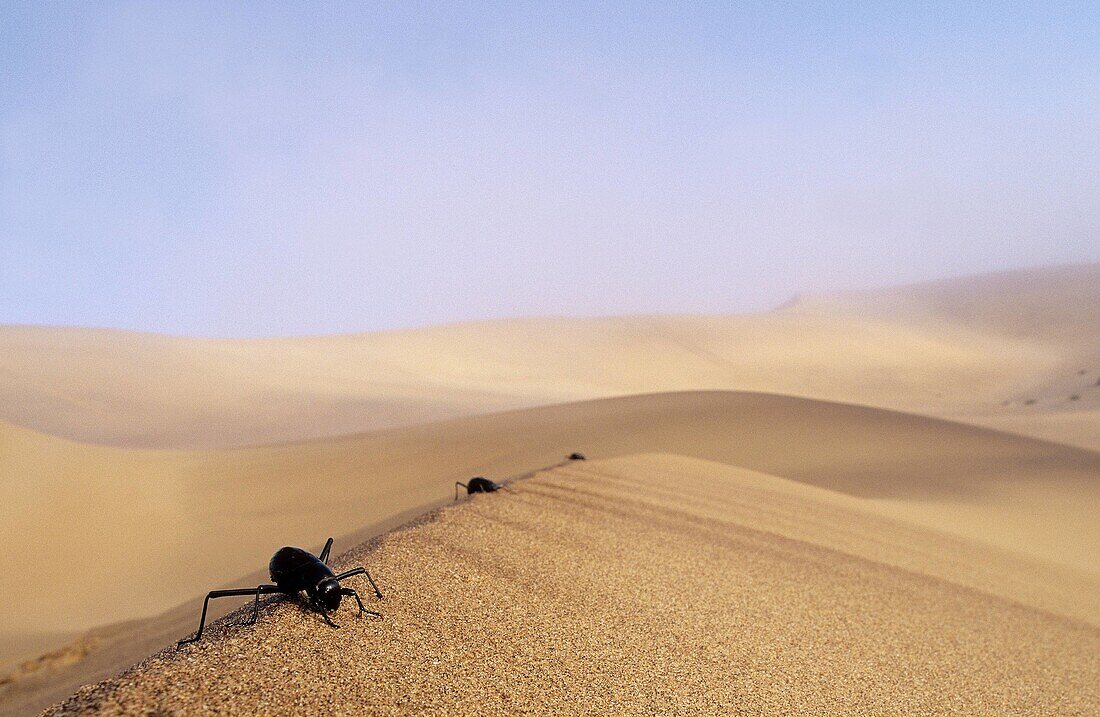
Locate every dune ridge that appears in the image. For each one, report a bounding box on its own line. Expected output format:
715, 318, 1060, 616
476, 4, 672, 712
44, 456, 1100, 716
3, 391, 1099, 715
5, 391, 1097, 636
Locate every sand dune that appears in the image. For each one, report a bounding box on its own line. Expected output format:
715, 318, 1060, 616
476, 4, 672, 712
790, 262, 1100, 449
4, 265, 1096, 450
5, 391, 1097, 640
3, 389, 1099, 715
2, 315, 1048, 447
971, 408, 1100, 452
792, 261, 1100, 347
45, 456, 1100, 716
3, 264, 1099, 714
953, 355, 1100, 451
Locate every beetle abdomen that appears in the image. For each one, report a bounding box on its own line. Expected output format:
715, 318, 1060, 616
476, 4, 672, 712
269, 546, 330, 592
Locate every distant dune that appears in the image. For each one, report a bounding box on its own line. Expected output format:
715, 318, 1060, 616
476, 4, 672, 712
2, 263, 1098, 715
791, 262, 1100, 347
790, 262, 1100, 450
3, 264, 1097, 450
44, 457, 1100, 716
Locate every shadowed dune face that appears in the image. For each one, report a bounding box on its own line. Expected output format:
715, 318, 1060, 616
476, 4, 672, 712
44, 457, 1100, 717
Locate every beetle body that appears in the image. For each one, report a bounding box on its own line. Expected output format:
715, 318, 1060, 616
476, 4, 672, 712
270, 546, 342, 611
454, 476, 508, 500
465, 476, 503, 493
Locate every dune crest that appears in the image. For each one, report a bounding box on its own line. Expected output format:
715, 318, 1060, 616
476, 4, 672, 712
5, 391, 1097, 638
44, 456, 1100, 716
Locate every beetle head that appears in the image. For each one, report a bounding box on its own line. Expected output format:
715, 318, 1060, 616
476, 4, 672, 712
316, 578, 342, 611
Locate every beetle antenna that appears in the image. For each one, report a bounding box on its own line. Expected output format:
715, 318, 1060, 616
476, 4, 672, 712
319, 537, 334, 564
455, 481, 467, 501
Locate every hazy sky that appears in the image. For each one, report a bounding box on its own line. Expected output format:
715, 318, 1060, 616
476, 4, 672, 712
2, 2, 1097, 336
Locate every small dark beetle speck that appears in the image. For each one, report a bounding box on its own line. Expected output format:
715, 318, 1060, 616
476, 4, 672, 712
568, 452, 586, 461
178, 537, 382, 646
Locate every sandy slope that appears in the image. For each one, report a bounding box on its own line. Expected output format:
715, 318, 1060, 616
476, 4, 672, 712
45, 456, 1100, 716
956, 358, 1100, 451
971, 409, 1100, 452
3, 391, 1099, 714
794, 262, 1100, 348
5, 391, 1097, 639
791, 262, 1100, 450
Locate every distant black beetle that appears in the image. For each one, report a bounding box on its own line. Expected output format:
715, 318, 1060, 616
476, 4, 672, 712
568, 452, 586, 460
454, 476, 508, 501
178, 537, 382, 646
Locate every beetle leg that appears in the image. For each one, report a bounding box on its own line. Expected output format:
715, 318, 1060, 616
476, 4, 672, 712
333, 567, 384, 600
364, 569, 384, 600
315, 602, 340, 629
178, 586, 270, 647
245, 585, 281, 626
341, 587, 382, 618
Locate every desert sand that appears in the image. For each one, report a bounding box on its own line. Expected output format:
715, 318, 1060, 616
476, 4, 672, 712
1, 264, 1098, 714
5, 392, 1098, 639
46, 456, 1100, 716
2, 263, 1097, 450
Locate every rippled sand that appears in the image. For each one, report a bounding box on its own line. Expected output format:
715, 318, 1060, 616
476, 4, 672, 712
47, 455, 1099, 716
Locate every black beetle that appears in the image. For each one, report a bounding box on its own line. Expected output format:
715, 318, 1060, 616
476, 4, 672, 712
568, 452, 586, 460
178, 537, 382, 646
454, 476, 508, 501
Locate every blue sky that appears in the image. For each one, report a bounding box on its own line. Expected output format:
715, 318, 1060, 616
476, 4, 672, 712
2, 2, 1097, 336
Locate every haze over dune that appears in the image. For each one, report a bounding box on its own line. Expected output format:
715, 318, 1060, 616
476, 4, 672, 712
793, 263, 1100, 450
793, 262, 1100, 346
1, 264, 1098, 715
1, 264, 1096, 449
